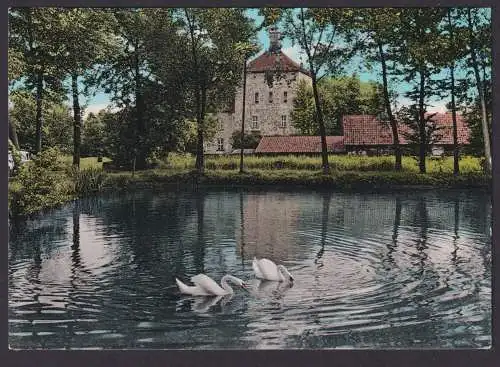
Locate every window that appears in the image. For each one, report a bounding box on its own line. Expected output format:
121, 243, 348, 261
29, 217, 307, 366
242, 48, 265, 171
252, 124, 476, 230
269, 91, 273, 103
255, 92, 259, 104
217, 138, 224, 151
281, 115, 287, 128
252, 116, 258, 130
283, 91, 288, 103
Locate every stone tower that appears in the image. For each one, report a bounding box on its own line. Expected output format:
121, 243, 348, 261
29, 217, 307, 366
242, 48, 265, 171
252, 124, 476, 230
205, 28, 313, 154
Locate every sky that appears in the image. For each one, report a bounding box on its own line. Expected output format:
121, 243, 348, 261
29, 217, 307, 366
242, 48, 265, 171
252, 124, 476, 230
82, 8, 450, 117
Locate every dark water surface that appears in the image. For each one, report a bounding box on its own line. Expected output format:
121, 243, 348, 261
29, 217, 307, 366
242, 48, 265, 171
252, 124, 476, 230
8, 189, 491, 349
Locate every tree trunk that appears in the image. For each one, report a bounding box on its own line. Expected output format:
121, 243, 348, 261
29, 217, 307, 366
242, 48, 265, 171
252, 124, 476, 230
239, 57, 247, 174
195, 86, 206, 175
134, 46, 147, 170
35, 72, 43, 154
378, 42, 401, 171
185, 9, 205, 176
9, 120, 20, 150
448, 10, 460, 176
311, 73, 329, 174
467, 8, 492, 173
450, 63, 459, 176
418, 70, 426, 174
71, 73, 81, 168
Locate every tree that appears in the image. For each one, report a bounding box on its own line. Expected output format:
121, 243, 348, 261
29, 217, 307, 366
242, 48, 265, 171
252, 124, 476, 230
8, 90, 73, 153
231, 130, 261, 150
49, 8, 118, 169
9, 8, 66, 154
397, 107, 444, 156
8, 50, 25, 150
396, 8, 446, 173
263, 8, 357, 174
178, 8, 256, 175
465, 7, 492, 172
81, 111, 107, 157
235, 41, 260, 173
355, 8, 404, 170
291, 75, 383, 135
437, 9, 469, 175
88, 9, 157, 170
291, 79, 317, 135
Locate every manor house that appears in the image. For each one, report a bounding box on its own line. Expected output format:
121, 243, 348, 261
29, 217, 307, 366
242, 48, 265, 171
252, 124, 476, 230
205, 27, 312, 154
205, 28, 471, 156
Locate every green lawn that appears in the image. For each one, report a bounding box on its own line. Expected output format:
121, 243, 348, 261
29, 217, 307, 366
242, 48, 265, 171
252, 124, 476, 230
161, 153, 483, 174
61, 155, 112, 170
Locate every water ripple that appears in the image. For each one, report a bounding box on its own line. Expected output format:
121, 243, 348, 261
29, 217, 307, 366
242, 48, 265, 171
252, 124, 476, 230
8, 189, 491, 349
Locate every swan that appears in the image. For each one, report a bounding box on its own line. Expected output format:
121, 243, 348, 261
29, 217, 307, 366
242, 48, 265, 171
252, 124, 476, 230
252, 257, 294, 282
175, 274, 247, 296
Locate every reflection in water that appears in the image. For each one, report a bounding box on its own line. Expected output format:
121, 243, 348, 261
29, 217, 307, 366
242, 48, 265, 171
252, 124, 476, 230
194, 193, 206, 274
384, 196, 401, 269
452, 198, 459, 265
176, 294, 235, 314
315, 192, 331, 268
414, 197, 429, 278
239, 192, 245, 268
8, 189, 491, 349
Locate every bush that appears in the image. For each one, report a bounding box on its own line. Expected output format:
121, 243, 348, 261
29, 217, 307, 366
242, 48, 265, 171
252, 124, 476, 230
9, 148, 75, 217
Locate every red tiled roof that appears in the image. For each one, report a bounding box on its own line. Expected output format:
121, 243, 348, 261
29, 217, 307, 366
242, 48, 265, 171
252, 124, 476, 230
428, 113, 470, 144
255, 136, 345, 154
247, 50, 311, 76
342, 114, 470, 146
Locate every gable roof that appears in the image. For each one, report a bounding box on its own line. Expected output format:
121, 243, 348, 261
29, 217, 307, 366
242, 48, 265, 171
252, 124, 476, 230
342, 114, 470, 146
247, 50, 311, 77
255, 136, 345, 154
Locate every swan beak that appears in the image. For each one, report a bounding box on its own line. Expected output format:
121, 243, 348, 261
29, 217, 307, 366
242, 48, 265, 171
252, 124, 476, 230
241, 282, 249, 290
289, 276, 294, 282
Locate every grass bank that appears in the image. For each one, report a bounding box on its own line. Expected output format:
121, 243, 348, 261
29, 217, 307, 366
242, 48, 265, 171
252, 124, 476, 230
8, 151, 490, 218
103, 168, 491, 192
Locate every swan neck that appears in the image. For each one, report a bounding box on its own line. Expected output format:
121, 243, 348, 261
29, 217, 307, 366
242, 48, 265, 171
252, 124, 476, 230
220, 275, 235, 294
277, 266, 285, 281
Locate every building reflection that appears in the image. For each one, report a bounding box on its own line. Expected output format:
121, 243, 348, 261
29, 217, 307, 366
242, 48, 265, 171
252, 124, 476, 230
235, 192, 306, 263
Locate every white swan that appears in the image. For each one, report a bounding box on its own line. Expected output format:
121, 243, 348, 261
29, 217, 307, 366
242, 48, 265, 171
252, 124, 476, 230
175, 274, 247, 296
252, 257, 294, 282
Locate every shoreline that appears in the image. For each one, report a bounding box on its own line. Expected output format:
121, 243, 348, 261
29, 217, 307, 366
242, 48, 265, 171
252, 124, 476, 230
104, 169, 492, 191
9, 169, 491, 221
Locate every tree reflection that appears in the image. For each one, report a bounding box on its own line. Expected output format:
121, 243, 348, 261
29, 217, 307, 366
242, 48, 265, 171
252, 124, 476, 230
193, 192, 206, 274
451, 197, 459, 265
414, 196, 429, 278
384, 196, 402, 269
239, 191, 246, 267
315, 192, 332, 268
71, 201, 81, 272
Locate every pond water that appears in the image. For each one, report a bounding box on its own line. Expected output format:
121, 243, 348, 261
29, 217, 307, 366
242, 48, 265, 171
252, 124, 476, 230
8, 188, 491, 349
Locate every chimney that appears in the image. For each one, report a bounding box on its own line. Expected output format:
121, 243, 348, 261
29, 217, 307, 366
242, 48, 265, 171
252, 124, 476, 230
268, 26, 281, 52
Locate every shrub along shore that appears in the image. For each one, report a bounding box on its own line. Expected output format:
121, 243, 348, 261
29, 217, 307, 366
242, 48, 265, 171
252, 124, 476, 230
8, 150, 491, 218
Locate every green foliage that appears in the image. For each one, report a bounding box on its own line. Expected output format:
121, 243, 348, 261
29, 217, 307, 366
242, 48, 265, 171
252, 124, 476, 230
197, 169, 489, 190
72, 167, 108, 196
8, 49, 25, 83
9, 148, 75, 217
231, 130, 262, 150
8, 140, 22, 176
8, 91, 73, 153
81, 111, 107, 157
292, 76, 384, 135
